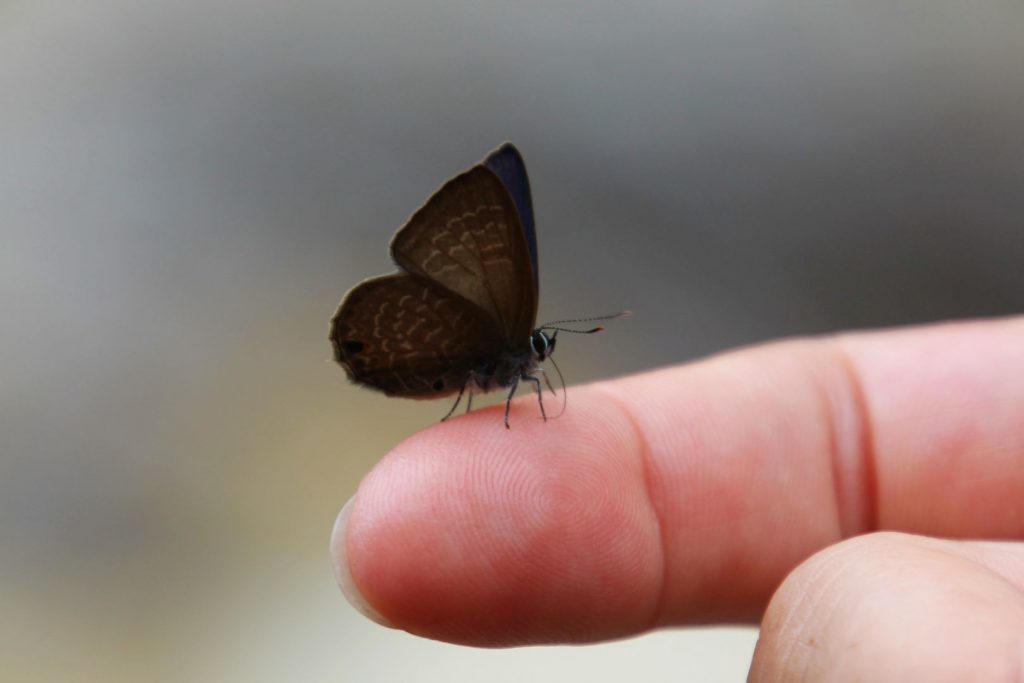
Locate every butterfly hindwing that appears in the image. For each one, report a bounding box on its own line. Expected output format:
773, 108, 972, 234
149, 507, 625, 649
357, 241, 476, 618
330, 274, 505, 397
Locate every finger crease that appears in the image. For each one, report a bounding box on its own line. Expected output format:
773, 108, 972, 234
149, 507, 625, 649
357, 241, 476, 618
593, 384, 669, 630
827, 339, 880, 536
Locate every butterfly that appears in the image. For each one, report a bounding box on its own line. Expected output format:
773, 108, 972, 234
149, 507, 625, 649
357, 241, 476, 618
329, 143, 624, 428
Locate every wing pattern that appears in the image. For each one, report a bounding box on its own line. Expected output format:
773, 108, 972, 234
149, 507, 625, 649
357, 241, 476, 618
329, 274, 504, 397
389, 165, 537, 344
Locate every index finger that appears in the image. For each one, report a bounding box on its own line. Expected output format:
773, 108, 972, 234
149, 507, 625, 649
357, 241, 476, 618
332, 316, 1024, 645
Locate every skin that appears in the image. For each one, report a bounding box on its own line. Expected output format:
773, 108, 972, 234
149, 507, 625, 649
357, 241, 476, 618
331, 316, 1024, 680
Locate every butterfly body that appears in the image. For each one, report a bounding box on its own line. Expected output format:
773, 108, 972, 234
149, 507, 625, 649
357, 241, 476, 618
467, 329, 556, 394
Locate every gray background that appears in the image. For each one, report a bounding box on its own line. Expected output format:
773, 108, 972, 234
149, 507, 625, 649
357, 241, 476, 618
3, 1, 1022, 681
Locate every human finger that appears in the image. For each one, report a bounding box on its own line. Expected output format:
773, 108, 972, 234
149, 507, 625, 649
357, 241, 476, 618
750, 532, 1024, 682
334, 317, 1024, 644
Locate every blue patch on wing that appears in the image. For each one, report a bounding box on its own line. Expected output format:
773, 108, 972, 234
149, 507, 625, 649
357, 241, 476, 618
483, 143, 538, 287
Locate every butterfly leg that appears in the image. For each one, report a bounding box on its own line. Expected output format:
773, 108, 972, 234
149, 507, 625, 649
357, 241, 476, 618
503, 377, 520, 430
522, 374, 547, 422
536, 367, 558, 397
441, 381, 468, 422
465, 383, 474, 414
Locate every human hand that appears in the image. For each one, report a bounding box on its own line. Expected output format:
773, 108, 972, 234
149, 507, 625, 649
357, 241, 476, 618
331, 317, 1024, 680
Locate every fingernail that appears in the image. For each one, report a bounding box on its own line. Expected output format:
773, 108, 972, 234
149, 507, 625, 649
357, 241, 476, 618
331, 496, 393, 627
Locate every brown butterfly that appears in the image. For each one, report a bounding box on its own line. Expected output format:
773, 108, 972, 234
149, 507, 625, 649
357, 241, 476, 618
329, 143, 624, 427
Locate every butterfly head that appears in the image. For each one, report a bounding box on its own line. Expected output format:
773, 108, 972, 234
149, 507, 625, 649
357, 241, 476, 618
530, 329, 556, 362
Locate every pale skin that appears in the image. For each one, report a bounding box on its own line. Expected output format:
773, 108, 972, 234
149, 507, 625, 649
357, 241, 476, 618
332, 316, 1024, 681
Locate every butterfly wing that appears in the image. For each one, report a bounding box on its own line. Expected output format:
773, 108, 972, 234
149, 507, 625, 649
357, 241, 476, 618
389, 162, 538, 345
330, 274, 505, 397
483, 143, 538, 289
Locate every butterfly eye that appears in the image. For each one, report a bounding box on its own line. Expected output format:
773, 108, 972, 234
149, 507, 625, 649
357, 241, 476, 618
530, 331, 550, 359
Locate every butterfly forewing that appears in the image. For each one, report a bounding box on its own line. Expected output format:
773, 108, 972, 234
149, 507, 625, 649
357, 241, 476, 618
330, 273, 505, 397
389, 165, 538, 345
483, 144, 538, 287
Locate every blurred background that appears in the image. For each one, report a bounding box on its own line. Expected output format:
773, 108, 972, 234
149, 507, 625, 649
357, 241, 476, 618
3, 1, 1023, 681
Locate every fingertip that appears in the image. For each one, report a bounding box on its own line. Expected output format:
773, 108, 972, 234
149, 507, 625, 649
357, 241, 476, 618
342, 391, 664, 645
331, 496, 393, 627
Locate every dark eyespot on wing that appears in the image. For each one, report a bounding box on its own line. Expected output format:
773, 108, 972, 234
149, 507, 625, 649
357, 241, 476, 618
432, 379, 445, 392
341, 340, 365, 354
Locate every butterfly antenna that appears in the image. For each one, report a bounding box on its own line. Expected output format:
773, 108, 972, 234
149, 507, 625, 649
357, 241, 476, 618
539, 310, 631, 334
